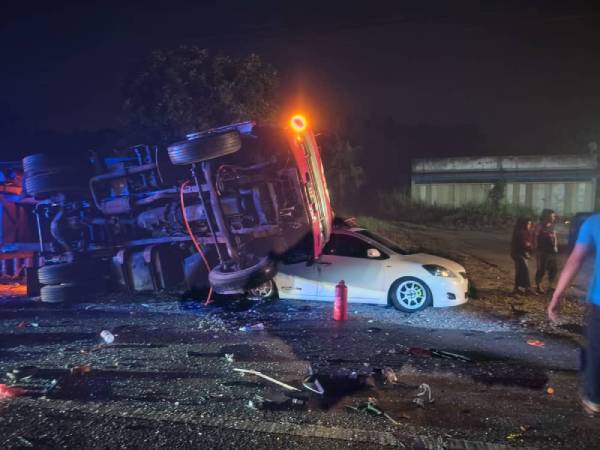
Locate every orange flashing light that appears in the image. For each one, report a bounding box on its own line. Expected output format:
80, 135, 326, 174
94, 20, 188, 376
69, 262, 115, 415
290, 114, 307, 132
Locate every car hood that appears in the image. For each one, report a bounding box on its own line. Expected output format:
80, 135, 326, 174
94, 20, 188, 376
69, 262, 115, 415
395, 253, 466, 275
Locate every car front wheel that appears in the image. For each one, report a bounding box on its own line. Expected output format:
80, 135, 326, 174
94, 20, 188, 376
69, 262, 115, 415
389, 276, 432, 313
247, 280, 278, 300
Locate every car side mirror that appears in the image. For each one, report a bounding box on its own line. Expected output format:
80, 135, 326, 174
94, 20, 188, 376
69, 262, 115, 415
367, 248, 381, 259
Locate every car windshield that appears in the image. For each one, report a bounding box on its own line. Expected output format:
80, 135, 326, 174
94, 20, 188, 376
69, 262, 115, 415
356, 229, 408, 255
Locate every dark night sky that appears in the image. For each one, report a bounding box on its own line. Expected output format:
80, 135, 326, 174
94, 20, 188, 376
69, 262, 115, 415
2, 1, 600, 162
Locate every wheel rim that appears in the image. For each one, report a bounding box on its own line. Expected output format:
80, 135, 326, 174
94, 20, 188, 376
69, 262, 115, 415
249, 281, 273, 298
396, 280, 427, 309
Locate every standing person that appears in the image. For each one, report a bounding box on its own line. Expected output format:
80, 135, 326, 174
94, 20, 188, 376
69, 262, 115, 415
535, 209, 559, 294
510, 216, 534, 295
548, 214, 600, 415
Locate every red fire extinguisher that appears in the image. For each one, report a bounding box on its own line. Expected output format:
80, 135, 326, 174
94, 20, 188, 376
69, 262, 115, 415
333, 280, 348, 321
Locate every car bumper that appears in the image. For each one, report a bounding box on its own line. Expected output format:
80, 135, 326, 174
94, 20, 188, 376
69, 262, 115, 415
430, 276, 469, 307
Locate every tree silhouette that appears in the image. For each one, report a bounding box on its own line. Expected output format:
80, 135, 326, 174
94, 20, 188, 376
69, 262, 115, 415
121, 46, 279, 143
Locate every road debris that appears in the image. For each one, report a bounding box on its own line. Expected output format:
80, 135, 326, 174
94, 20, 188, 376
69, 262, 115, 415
346, 397, 401, 425
413, 383, 434, 408
409, 347, 471, 362
0, 384, 26, 398
250, 393, 307, 411
409, 347, 432, 357
16, 436, 33, 448
16, 321, 39, 328
527, 339, 545, 347
506, 425, 531, 442
100, 330, 115, 344
246, 399, 258, 410
69, 364, 92, 376
6, 366, 39, 382
429, 349, 472, 362
382, 367, 399, 384
239, 323, 265, 332
547, 387, 555, 395
303, 374, 325, 395
233, 368, 300, 391
224, 353, 235, 363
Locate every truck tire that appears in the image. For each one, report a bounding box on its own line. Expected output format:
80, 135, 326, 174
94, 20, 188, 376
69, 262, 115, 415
22, 153, 68, 176
40, 283, 83, 304
168, 131, 242, 165
209, 256, 276, 293
38, 262, 83, 285
24, 171, 84, 198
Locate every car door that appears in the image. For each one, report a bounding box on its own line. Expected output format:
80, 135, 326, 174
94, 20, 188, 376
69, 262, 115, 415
273, 234, 320, 300
316, 232, 387, 303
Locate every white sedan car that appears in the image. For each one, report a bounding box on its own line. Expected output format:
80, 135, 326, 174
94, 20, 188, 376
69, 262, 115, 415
249, 227, 469, 312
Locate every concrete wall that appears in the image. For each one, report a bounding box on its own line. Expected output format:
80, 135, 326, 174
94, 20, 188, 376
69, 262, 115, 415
413, 154, 597, 173
412, 181, 594, 214
411, 153, 598, 214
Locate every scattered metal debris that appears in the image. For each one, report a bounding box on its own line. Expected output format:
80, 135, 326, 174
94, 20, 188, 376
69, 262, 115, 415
302, 374, 325, 395
346, 397, 401, 425
413, 383, 434, 408
409, 347, 472, 362
16, 436, 33, 448
16, 321, 39, 328
233, 368, 300, 392
100, 330, 115, 344
239, 323, 265, 332
429, 349, 472, 362
250, 393, 307, 411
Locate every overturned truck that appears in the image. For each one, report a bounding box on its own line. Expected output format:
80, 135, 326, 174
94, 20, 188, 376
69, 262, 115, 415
23, 116, 332, 303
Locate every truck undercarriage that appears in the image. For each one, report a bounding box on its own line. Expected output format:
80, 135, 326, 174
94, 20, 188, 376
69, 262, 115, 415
20, 118, 332, 303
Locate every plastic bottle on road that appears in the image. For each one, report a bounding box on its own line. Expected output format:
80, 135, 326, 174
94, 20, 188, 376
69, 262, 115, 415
100, 330, 115, 344
239, 323, 265, 332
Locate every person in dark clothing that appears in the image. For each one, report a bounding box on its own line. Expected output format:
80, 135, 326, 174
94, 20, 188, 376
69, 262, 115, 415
510, 216, 534, 295
535, 209, 559, 294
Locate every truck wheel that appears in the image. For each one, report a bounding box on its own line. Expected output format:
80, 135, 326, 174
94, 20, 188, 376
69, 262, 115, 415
38, 262, 83, 285
209, 256, 276, 294
22, 153, 68, 176
40, 283, 83, 304
24, 172, 84, 198
168, 131, 242, 165
389, 276, 432, 313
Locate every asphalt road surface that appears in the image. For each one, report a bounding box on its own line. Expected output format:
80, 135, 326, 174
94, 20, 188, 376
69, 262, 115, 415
0, 222, 595, 449
0, 295, 594, 450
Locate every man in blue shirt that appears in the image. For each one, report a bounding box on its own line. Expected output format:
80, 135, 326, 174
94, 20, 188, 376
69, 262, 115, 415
548, 213, 600, 415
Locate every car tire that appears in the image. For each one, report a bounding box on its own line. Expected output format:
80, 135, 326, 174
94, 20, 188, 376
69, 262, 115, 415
40, 283, 82, 304
209, 256, 277, 294
247, 280, 278, 300
38, 262, 83, 285
389, 276, 432, 313
168, 130, 242, 165
24, 171, 85, 198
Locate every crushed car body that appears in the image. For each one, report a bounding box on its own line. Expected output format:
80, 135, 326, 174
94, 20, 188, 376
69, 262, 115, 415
260, 225, 469, 312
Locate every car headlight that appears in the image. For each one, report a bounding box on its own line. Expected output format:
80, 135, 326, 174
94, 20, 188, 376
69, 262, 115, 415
423, 264, 456, 277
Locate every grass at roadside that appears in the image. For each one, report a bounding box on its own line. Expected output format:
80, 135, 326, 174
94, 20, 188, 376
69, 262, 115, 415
371, 190, 538, 229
